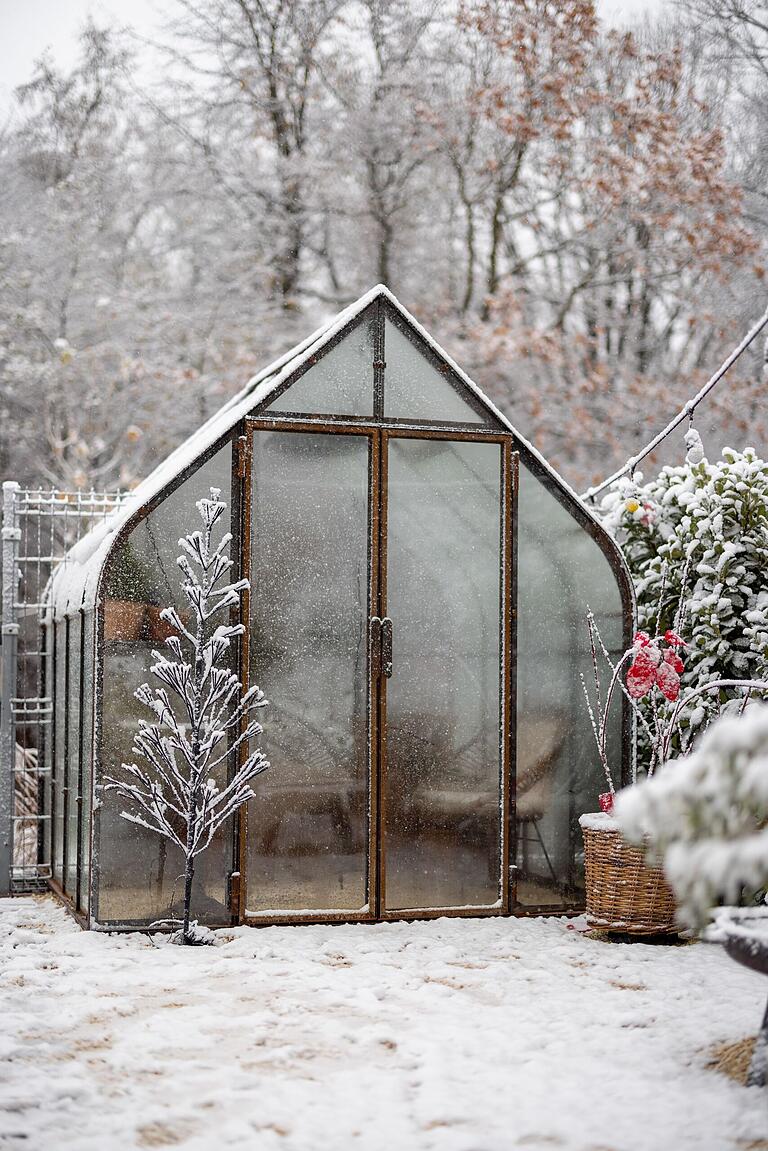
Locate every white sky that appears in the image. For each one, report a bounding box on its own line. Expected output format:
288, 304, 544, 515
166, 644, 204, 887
0, 0, 671, 114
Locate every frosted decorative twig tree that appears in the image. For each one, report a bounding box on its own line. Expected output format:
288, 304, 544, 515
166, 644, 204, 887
105, 487, 268, 945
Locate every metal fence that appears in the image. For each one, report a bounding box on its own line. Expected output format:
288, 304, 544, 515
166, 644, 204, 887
0, 483, 125, 895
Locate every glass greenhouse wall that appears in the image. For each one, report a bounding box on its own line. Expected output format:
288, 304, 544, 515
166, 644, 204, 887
45, 286, 632, 929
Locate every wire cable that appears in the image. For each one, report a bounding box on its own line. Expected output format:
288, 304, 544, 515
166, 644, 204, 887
582, 302, 768, 503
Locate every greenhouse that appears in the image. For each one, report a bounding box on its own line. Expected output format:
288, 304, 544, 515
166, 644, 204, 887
45, 285, 632, 929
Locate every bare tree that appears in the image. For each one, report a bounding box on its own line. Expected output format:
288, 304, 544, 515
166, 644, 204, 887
105, 489, 269, 945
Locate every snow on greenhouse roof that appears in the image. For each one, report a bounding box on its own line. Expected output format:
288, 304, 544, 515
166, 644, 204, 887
48, 284, 613, 619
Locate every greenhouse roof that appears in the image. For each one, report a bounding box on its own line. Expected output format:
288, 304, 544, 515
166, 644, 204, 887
47, 284, 610, 620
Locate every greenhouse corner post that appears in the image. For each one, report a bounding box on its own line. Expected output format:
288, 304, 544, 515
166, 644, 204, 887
0, 481, 20, 897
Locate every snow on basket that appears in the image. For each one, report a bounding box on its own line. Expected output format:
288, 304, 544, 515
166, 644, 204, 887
579, 813, 677, 935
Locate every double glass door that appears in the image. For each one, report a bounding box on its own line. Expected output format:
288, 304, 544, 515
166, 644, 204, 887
243, 421, 515, 921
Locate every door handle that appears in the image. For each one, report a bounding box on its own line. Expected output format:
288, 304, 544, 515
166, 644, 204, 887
369, 616, 382, 678
369, 616, 393, 679
381, 617, 393, 678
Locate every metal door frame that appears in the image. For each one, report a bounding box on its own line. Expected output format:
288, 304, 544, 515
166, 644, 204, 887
240, 419, 380, 925
376, 428, 516, 921
240, 417, 517, 925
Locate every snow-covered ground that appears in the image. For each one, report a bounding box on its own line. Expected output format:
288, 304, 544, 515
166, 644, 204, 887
1, 897, 766, 1151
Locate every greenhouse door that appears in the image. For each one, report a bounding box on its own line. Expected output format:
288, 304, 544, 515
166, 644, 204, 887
379, 431, 514, 917
243, 422, 515, 922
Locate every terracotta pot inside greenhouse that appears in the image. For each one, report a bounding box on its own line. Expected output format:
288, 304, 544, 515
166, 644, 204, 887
103, 600, 146, 642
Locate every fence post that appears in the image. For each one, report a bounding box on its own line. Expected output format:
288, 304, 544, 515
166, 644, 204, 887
0, 481, 21, 897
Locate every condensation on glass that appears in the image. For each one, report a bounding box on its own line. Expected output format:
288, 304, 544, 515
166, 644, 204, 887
384, 438, 503, 910
95, 443, 234, 925
383, 319, 486, 424
246, 430, 370, 914
266, 313, 375, 416
514, 462, 625, 908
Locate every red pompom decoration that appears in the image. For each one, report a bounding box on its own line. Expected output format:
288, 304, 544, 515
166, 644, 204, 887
599, 792, 614, 813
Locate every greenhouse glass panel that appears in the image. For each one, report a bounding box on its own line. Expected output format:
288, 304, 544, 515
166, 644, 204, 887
79, 613, 94, 914
247, 430, 371, 915
52, 620, 66, 887
65, 613, 81, 897
265, 313, 374, 416
43, 284, 631, 932
96, 442, 234, 925
383, 438, 503, 911
41, 621, 54, 870
515, 462, 625, 909
383, 318, 486, 424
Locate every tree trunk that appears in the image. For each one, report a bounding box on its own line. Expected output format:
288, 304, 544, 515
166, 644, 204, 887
277, 176, 303, 306
481, 189, 504, 321
181, 846, 195, 943
461, 198, 476, 316
377, 216, 392, 286
181, 605, 206, 943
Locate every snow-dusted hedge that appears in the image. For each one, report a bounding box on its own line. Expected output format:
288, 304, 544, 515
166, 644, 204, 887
615, 705, 768, 927
600, 437, 768, 764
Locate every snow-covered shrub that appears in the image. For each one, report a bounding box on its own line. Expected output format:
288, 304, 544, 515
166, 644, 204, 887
600, 433, 768, 765
104, 488, 269, 945
615, 704, 768, 927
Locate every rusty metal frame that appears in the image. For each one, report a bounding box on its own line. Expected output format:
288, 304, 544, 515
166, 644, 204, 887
81, 609, 95, 921
232, 432, 251, 923
61, 617, 70, 898
76, 289, 634, 932
54, 617, 67, 891
74, 611, 86, 912
506, 448, 519, 908
506, 453, 634, 919
258, 304, 378, 419
378, 300, 504, 429
49, 622, 58, 887
240, 418, 379, 926
375, 428, 388, 916
91, 431, 239, 930
91, 603, 105, 925
238, 419, 515, 926
255, 296, 506, 435
369, 431, 382, 921
377, 427, 514, 922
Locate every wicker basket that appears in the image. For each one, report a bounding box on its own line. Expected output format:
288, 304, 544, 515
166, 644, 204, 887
580, 815, 677, 936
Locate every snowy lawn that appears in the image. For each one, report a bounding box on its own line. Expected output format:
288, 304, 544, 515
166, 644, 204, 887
1, 897, 767, 1151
